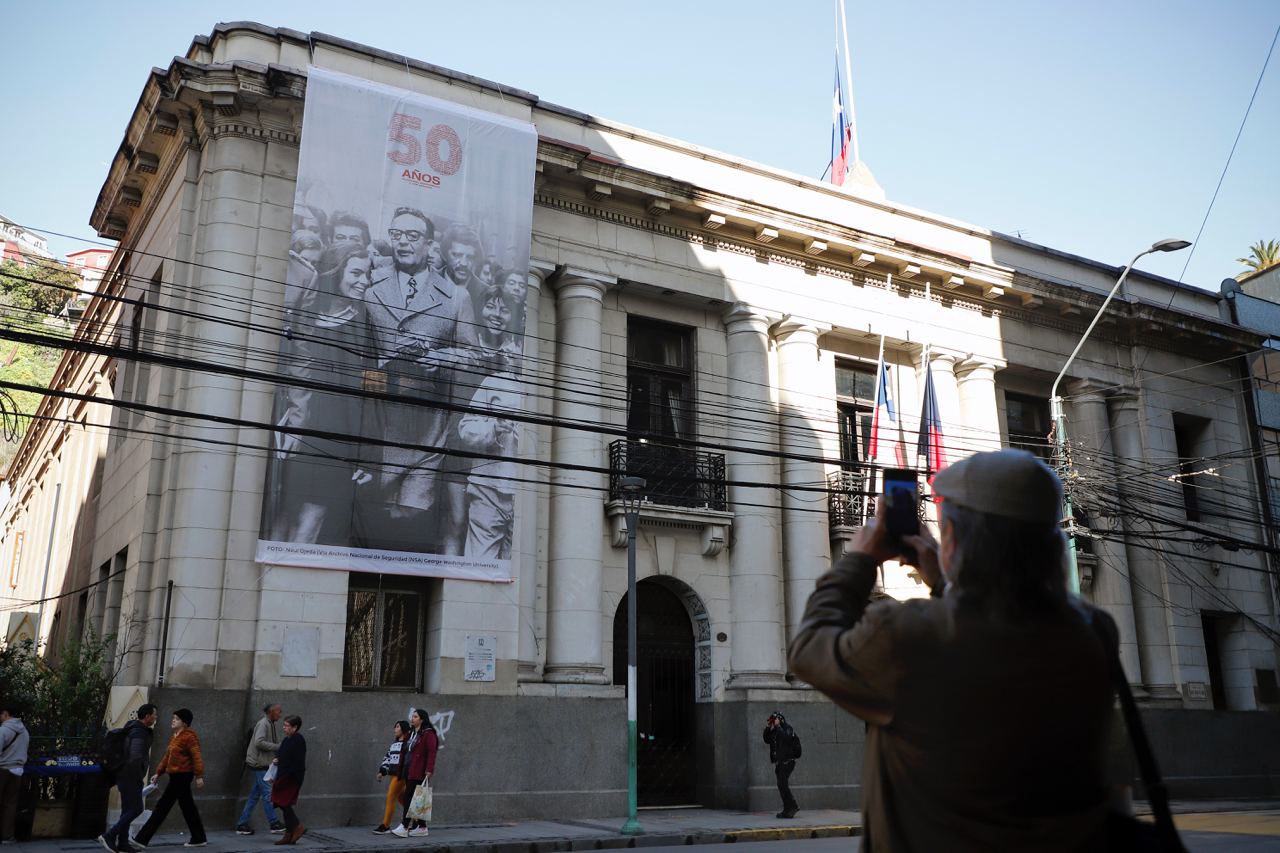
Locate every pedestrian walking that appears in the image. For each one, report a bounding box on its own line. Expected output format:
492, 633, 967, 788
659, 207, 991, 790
372, 721, 409, 834
762, 712, 801, 818
270, 715, 307, 845
0, 704, 30, 844
790, 449, 1118, 852
97, 704, 157, 853
131, 709, 207, 849
391, 709, 436, 838
236, 703, 285, 836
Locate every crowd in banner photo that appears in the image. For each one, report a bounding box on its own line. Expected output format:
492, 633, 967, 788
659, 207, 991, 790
256, 68, 537, 583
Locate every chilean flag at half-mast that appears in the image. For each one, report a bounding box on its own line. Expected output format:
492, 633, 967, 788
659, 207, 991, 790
830, 63, 853, 187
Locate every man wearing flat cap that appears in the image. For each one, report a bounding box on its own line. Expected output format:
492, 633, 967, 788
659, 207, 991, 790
790, 450, 1117, 852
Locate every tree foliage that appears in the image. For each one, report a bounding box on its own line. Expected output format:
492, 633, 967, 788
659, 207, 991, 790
0, 259, 76, 472
0, 631, 114, 734
1237, 239, 1280, 276
0, 259, 80, 316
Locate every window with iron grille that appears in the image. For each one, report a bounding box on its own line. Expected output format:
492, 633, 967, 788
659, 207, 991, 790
1005, 392, 1051, 459
343, 574, 426, 690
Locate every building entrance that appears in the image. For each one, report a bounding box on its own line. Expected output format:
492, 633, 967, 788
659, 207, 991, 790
613, 579, 697, 806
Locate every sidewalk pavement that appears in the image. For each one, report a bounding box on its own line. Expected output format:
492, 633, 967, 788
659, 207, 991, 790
10, 800, 1280, 853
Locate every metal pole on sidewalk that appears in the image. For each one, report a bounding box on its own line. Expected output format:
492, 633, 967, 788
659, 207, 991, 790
620, 476, 645, 837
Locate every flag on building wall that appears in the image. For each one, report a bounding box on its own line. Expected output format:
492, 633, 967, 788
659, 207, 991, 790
830, 63, 853, 187
868, 339, 905, 466
917, 359, 948, 484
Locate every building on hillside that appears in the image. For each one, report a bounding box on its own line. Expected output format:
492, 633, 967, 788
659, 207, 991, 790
63, 247, 115, 321
65, 247, 114, 291
3, 22, 1279, 826
0, 214, 53, 266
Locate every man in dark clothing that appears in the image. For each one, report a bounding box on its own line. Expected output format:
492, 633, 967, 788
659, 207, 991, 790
98, 704, 158, 853
789, 450, 1116, 852
762, 712, 799, 818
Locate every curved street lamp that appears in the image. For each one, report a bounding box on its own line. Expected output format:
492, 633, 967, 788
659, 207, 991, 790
1050, 238, 1191, 593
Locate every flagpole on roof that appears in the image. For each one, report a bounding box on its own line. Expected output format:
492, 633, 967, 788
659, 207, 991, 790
837, 0, 859, 166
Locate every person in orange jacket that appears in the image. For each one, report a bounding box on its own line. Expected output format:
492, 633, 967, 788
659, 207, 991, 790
130, 709, 207, 848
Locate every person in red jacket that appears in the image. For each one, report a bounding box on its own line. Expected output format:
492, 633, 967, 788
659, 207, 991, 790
132, 709, 207, 848
391, 709, 437, 838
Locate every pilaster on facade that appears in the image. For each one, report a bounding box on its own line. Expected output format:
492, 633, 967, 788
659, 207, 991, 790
721, 303, 789, 690
1108, 388, 1181, 703
955, 356, 1005, 455
515, 260, 556, 683
1065, 378, 1144, 685
772, 318, 833, 649
544, 267, 615, 685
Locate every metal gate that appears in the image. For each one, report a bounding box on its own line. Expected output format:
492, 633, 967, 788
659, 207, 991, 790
613, 580, 697, 806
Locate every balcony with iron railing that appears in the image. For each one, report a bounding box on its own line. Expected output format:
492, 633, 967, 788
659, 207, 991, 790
607, 439, 733, 556
828, 465, 930, 553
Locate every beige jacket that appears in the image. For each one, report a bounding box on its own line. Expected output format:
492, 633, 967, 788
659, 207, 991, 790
245, 715, 280, 770
789, 552, 1115, 853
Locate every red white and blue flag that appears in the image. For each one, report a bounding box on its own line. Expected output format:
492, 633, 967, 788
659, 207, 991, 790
830, 62, 853, 187
916, 357, 948, 483
868, 339, 905, 466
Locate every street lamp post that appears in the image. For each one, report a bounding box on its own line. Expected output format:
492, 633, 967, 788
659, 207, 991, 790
619, 475, 646, 837
1049, 238, 1191, 593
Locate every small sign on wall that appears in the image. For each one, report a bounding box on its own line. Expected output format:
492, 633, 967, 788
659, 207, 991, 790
1184, 681, 1207, 701
281, 626, 320, 677
464, 634, 497, 682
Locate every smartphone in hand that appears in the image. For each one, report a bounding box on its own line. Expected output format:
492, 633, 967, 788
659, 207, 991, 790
881, 469, 920, 562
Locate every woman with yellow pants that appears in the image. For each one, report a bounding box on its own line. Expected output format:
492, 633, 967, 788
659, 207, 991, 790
372, 721, 409, 834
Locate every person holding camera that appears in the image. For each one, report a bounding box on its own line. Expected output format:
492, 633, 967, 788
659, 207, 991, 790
789, 450, 1116, 852
762, 712, 801, 818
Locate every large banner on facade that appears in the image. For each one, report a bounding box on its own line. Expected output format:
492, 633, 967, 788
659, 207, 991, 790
256, 67, 536, 582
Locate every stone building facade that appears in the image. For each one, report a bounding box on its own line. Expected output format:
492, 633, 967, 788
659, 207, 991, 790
4, 22, 1279, 826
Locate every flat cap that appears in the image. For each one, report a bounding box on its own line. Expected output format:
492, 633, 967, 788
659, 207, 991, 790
932, 449, 1062, 524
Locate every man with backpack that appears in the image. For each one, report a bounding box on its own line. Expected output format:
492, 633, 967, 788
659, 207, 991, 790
98, 703, 157, 853
236, 703, 285, 835
762, 711, 801, 819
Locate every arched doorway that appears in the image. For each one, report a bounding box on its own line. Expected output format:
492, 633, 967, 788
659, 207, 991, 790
613, 579, 697, 806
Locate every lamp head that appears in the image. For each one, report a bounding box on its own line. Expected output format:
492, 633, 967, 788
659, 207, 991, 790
620, 476, 646, 496
1150, 239, 1191, 253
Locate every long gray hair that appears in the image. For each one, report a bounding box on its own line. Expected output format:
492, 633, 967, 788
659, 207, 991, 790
940, 500, 1068, 620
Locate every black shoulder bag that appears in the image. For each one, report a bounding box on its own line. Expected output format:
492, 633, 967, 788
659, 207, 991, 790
1090, 615, 1189, 853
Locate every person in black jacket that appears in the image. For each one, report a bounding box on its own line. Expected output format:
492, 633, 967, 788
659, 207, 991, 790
271, 716, 307, 845
763, 712, 800, 819
98, 704, 158, 853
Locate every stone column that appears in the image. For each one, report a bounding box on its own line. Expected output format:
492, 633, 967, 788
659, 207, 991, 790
956, 357, 1003, 454
516, 260, 554, 681
723, 304, 788, 688
1109, 391, 1178, 699
544, 268, 614, 684
1067, 380, 1143, 684
774, 320, 831, 648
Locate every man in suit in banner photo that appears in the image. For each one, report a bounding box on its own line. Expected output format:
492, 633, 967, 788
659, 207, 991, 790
363, 206, 479, 552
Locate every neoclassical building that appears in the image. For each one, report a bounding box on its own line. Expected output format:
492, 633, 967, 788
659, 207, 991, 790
3, 22, 1279, 825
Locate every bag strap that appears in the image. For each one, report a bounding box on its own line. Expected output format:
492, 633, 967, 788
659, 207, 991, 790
1087, 610, 1185, 851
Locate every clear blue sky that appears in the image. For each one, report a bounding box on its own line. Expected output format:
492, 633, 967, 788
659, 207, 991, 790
3, 0, 1277, 289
